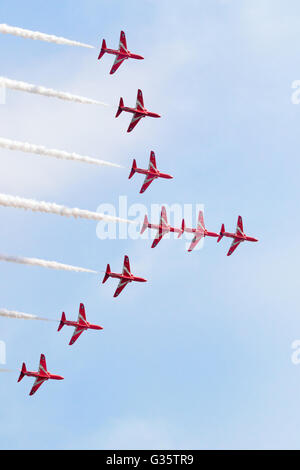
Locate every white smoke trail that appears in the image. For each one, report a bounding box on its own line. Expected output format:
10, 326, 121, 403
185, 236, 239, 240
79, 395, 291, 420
0, 308, 54, 322
0, 369, 15, 373
0, 253, 97, 274
0, 137, 122, 169
0, 77, 108, 106
0, 193, 134, 225
0, 24, 94, 49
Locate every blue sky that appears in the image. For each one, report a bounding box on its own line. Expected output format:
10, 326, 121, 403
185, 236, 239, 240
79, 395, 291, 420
0, 0, 300, 450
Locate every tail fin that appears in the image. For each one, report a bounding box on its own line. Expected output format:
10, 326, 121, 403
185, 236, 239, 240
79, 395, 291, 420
115, 98, 124, 118
129, 159, 137, 179
102, 264, 111, 284
141, 214, 149, 234
217, 224, 225, 243
18, 363, 27, 382
58, 312, 66, 332
178, 219, 185, 238
98, 39, 107, 60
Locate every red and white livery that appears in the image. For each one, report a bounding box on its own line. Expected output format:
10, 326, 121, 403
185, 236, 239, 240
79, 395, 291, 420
18, 354, 64, 396
57, 303, 103, 346
129, 151, 173, 194
183, 210, 218, 252
141, 206, 185, 248
98, 31, 144, 75
217, 215, 258, 256
116, 89, 161, 133
102, 255, 147, 298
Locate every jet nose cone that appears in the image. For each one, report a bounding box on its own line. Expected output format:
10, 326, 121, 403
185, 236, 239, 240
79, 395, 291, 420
57, 375, 64, 381
149, 112, 161, 118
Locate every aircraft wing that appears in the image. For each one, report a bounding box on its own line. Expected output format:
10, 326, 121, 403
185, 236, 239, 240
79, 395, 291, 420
123, 255, 131, 276
197, 211, 206, 232
114, 279, 130, 298
149, 151, 157, 171
151, 227, 168, 248
38, 354, 48, 376
151, 207, 169, 247
29, 377, 47, 396
127, 114, 143, 133
69, 326, 86, 346
160, 206, 168, 227
119, 31, 127, 52
136, 89, 144, 110
188, 233, 204, 252
227, 238, 242, 256
110, 55, 126, 75
140, 174, 157, 194
78, 303, 86, 325
236, 215, 244, 235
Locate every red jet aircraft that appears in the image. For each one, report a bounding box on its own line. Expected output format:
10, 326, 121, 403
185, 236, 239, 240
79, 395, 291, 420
217, 215, 258, 256
102, 255, 147, 297
116, 89, 161, 133
129, 151, 173, 194
98, 31, 144, 75
58, 303, 103, 346
141, 206, 185, 248
18, 354, 64, 396
183, 210, 218, 252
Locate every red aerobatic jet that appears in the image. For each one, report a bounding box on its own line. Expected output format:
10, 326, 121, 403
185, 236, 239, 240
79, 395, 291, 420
129, 151, 173, 194
58, 303, 103, 346
116, 89, 161, 133
18, 354, 64, 396
183, 210, 218, 252
217, 215, 258, 256
102, 255, 147, 298
141, 206, 185, 248
98, 31, 144, 75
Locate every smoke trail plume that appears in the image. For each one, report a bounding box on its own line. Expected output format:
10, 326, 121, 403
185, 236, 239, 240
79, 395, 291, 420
0, 369, 15, 373
0, 308, 54, 322
0, 193, 134, 225
0, 24, 94, 49
0, 253, 97, 274
0, 77, 107, 106
0, 137, 122, 169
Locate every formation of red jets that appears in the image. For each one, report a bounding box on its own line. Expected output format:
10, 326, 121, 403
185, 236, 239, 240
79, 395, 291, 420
140, 209, 258, 254
16, 31, 258, 396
